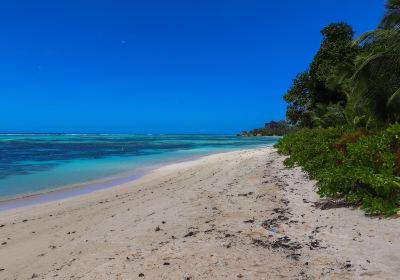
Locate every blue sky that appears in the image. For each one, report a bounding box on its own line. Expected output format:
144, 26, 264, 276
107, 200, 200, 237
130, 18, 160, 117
0, 0, 384, 134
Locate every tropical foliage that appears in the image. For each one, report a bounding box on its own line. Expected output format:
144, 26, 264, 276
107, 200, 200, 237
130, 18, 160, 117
275, 125, 400, 216
284, 22, 358, 128
277, 0, 400, 215
351, 0, 400, 125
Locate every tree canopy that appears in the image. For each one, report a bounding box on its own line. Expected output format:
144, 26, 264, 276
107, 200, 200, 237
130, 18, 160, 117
283, 3, 400, 128
284, 22, 358, 127
277, 0, 400, 216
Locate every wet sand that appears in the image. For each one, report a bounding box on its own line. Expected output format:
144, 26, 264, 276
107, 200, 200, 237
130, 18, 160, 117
0, 147, 399, 279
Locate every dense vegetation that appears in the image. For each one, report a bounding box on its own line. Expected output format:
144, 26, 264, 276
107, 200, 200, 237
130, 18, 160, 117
276, 125, 400, 216
276, 0, 400, 215
240, 120, 293, 136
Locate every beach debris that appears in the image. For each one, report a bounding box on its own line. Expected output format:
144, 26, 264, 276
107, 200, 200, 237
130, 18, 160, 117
31, 273, 39, 278
313, 199, 352, 210
252, 235, 303, 259
0, 224, 5, 228
238, 192, 253, 197
255, 193, 266, 199
342, 261, 353, 270
261, 206, 292, 231
138, 273, 145, 277
183, 231, 198, 238
163, 262, 170, 265
243, 218, 255, 223
306, 239, 326, 250
286, 253, 301, 261
155, 226, 161, 232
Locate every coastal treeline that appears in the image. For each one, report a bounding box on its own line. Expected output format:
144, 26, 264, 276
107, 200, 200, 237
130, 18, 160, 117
276, 0, 400, 215
241, 120, 293, 136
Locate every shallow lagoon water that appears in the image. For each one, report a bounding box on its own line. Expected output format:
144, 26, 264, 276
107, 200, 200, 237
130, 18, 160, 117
0, 134, 278, 202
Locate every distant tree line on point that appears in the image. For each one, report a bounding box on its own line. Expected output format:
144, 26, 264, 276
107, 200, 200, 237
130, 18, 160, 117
239, 120, 294, 136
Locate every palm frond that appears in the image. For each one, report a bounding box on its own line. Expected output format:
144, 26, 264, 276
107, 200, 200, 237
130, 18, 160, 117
351, 52, 388, 81
387, 87, 400, 107
380, 0, 400, 29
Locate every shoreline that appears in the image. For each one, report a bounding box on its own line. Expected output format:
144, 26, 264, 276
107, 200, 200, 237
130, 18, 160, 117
0, 147, 263, 212
0, 146, 398, 279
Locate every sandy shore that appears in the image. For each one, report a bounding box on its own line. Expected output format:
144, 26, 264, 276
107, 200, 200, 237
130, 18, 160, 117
0, 147, 399, 279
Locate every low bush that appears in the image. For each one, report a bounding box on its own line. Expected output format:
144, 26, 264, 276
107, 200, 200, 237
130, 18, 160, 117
274, 124, 400, 216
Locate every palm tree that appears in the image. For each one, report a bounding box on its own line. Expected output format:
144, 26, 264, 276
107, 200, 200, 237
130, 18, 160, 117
351, 0, 400, 123
308, 103, 347, 128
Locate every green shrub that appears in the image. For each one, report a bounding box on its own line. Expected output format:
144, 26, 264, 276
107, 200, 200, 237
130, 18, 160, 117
275, 124, 400, 216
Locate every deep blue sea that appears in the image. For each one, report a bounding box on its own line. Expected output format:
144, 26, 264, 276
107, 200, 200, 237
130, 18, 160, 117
0, 134, 277, 200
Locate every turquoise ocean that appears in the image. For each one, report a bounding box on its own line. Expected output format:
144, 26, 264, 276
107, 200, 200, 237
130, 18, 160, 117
0, 134, 277, 208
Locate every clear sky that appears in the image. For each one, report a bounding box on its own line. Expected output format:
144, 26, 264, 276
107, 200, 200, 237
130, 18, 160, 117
0, 0, 384, 134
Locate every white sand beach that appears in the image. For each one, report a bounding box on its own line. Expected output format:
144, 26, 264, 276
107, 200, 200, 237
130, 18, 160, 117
0, 147, 399, 279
